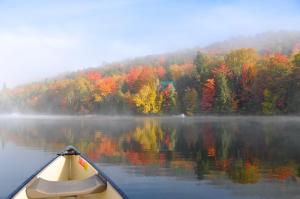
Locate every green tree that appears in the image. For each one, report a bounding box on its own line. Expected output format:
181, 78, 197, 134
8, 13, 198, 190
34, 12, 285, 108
194, 52, 212, 102
292, 52, 300, 68
286, 68, 300, 112
215, 73, 232, 113
225, 48, 257, 76
175, 75, 197, 113
161, 83, 177, 114
182, 87, 198, 115
262, 89, 278, 115
194, 52, 209, 76
267, 53, 292, 75
68, 77, 95, 113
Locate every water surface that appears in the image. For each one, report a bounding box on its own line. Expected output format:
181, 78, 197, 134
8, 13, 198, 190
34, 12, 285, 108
0, 116, 300, 198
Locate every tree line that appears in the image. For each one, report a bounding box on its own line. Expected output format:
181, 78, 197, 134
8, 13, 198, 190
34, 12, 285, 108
1, 48, 300, 115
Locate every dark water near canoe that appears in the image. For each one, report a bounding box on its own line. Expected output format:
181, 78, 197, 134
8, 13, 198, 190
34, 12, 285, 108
0, 115, 300, 199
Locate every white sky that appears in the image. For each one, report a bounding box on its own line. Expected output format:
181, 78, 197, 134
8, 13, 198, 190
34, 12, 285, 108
0, 0, 299, 87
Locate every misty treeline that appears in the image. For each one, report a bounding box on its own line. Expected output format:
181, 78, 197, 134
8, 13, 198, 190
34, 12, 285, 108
1, 46, 300, 115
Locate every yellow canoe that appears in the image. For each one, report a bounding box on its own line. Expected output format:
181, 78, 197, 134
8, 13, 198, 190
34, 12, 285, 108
9, 146, 128, 199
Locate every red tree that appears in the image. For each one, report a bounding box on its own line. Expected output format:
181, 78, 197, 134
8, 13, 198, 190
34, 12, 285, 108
212, 64, 232, 77
127, 67, 142, 88
155, 66, 166, 78
97, 76, 118, 96
201, 79, 216, 112
87, 71, 102, 81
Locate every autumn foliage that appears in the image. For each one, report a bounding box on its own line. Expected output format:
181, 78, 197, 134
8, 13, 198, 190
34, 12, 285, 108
97, 76, 120, 97
201, 79, 216, 112
1, 48, 300, 115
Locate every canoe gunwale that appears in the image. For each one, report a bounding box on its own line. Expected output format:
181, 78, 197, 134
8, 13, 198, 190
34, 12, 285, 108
6, 156, 58, 199
80, 153, 129, 199
7, 146, 129, 199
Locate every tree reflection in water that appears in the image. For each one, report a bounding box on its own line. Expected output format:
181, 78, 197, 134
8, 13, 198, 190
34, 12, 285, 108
1, 117, 300, 184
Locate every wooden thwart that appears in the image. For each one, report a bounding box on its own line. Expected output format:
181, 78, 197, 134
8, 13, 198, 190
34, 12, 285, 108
26, 174, 107, 198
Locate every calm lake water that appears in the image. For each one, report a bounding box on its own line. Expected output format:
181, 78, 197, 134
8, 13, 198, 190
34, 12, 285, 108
0, 115, 300, 199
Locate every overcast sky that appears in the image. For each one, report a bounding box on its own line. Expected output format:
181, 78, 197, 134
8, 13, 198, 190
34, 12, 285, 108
0, 0, 300, 87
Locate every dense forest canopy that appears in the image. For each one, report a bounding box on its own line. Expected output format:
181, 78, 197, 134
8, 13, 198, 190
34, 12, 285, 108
1, 31, 300, 115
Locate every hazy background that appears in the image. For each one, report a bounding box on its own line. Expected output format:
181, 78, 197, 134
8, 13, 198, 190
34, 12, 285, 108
0, 0, 300, 87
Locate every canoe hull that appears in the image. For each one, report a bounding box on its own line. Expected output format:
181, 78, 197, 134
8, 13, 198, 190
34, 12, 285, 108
9, 147, 127, 199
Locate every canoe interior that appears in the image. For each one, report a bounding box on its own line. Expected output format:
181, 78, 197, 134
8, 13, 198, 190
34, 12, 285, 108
12, 155, 123, 199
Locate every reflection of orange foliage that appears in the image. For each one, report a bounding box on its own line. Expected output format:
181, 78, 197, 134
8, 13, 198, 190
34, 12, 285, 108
171, 160, 195, 170
159, 153, 166, 166
208, 147, 216, 157
126, 151, 148, 165
243, 161, 260, 183
165, 133, 173, 150
215, 159, 230, 171
88, 151, 98, 162
87, 135, 119, 162
203, 124, 216, 157
125, 151, 167, 166
96, 137, 117, 156
229, 161, 260, 184
268, 165, 296, 181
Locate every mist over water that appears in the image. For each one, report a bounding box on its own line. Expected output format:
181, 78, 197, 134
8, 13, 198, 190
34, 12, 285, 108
0, 115, 299, 198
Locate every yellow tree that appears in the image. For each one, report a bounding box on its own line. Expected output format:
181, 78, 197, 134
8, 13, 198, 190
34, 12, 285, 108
68, 76, 95, 113
132, 79, 163, 114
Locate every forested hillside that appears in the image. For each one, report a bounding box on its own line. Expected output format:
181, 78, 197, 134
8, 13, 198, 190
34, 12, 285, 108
1, 32, 300, 115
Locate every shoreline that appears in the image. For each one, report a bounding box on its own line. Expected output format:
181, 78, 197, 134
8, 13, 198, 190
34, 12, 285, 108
1, 113, 300, 121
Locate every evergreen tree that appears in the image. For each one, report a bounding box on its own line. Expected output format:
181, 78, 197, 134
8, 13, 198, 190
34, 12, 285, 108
215, 74, 232, 113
